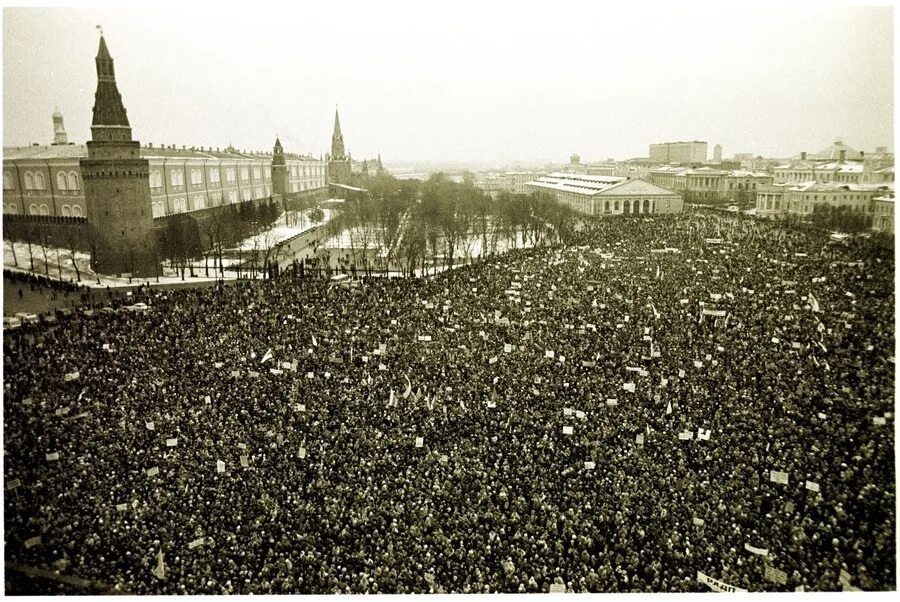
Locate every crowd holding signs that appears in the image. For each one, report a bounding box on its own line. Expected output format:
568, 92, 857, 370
3, 211, 894, 593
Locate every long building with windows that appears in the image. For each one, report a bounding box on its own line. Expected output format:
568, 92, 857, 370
525, 173, 683, 216
3, 141, 326, 219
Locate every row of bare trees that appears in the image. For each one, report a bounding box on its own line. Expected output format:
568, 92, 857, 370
325, 172, 577, 277
4, 222, 85, 282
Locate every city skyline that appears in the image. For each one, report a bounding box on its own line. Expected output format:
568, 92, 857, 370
2, 2, 894, 165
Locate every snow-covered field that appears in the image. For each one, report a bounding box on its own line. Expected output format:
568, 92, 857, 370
234, 209, 333, 251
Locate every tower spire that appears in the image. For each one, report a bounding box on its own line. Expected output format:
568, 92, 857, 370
331, 106, 345, 159
90, 31, 131, 138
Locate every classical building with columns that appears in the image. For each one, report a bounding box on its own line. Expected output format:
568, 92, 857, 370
525, 173, 682, 216
755, 181, 893, 219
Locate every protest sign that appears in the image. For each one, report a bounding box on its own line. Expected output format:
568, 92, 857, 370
584, 461, 595, 469
146, 466, 159, 477
696, 571, 746, 593
46, 452, 59, 461
764, 565, 788, 585
166, 438, 177, 447
240, 455, 249, 468
636, 434, 644, 445
299, 447, 307, 459
216, 460, 225, 473
415, 437, 424, 448
770, 470, 789, 484
562, 426, 573, 435
805, 480, 820, 492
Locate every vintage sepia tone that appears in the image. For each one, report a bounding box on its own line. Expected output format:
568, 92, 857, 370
1, 2, 895, 595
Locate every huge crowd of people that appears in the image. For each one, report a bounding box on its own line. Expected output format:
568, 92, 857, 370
3, 212, 895, 593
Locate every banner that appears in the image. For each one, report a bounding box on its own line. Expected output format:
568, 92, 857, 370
744, 543, 769, 557
696, 571, 747, 593
702, 309, 727, 317
804, 480, 820, 492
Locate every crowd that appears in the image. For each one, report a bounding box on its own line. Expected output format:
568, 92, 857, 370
3, 212, 894, 593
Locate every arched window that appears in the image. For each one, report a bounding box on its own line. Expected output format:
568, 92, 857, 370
255, 187, 263, 198
253, 166, 261, 179
170, 170, 178, 186
7, 203, 19, 214
226, 168, 236, 183
68, 172, 80, 190
614, 200, 619, 211
242, 188, 251, 201
35, 173, 45, 190
240, 168, 249, 181
57, 172, 68, 190
151, 201, 164, 218
228, 190, 237, 203
3, 171, 13, 190
193, 195, 205, 210
39, 204, 49, 215
604, 200, 609, 213
29, 203, 38, 215
61, 204, 72, 216
623, 199, 630, 213
643, 199, 651, 213
209, 169, 220, 184
24, 172, 34, 190
72, 205, 83, 217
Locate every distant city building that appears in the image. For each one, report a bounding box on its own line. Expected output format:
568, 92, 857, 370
713, 144, 722, 162
733, 153, 754, 162
649, 141, 707, 163
646, 166, 772, 203
755, 181, 893, 220
773, 143, 894, 185
525, 172, 682, 216
475, 171, 545, 194
872, 194, 894, 234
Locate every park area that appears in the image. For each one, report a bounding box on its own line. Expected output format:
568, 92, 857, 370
2, 211, 895, 594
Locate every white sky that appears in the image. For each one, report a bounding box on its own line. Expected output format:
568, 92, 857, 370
1, 1, 895, 166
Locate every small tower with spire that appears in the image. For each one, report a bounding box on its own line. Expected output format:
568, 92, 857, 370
327, 106, 351, 185
80, 29, 158, 277
51, 107, 68, 145
271, 136, 290, 198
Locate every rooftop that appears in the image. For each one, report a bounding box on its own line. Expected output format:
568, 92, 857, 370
3, 144, 322, 163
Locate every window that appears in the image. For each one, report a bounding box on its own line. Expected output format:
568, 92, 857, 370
209, 169, 220, 184
68, 172, 80, 190
29, 203, 38, 215
228, 190, 238, 204
151, 201, 165, 218
35, 173, 45, 190
151, 170, 162, 189
173, 198, 187, 213
265, 186, 270, 196
226, 168, 236, 183
240, 168, 249, 181
253, 166, 261, 179
193, 195, 205, 210
71, 205, 83, 217
24, 172, 34, 190
57, 172, 68, 190
614, 200, 619, 211
61, 204, 72, 217
39, 203, 49, 216
3, 171, 13, 190
191, 169, 203, 185
242, 188, 251, 201
255, 187, 263, 198
6, 203, 19, 214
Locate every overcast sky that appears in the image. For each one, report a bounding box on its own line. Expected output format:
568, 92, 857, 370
2, 2, 894, 166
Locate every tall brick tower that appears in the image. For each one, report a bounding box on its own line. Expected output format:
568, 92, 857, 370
327, 108, 351, 185
271, 136, 290, 197
80, 33, 158, 277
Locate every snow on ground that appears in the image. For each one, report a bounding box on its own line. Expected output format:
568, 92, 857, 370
235, 209, 333, 251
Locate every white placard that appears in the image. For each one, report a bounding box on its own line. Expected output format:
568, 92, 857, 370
415, 437, 424, 448
216, 460, 225, 473
562, 425, 573, 435
166, 438, 177, 447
